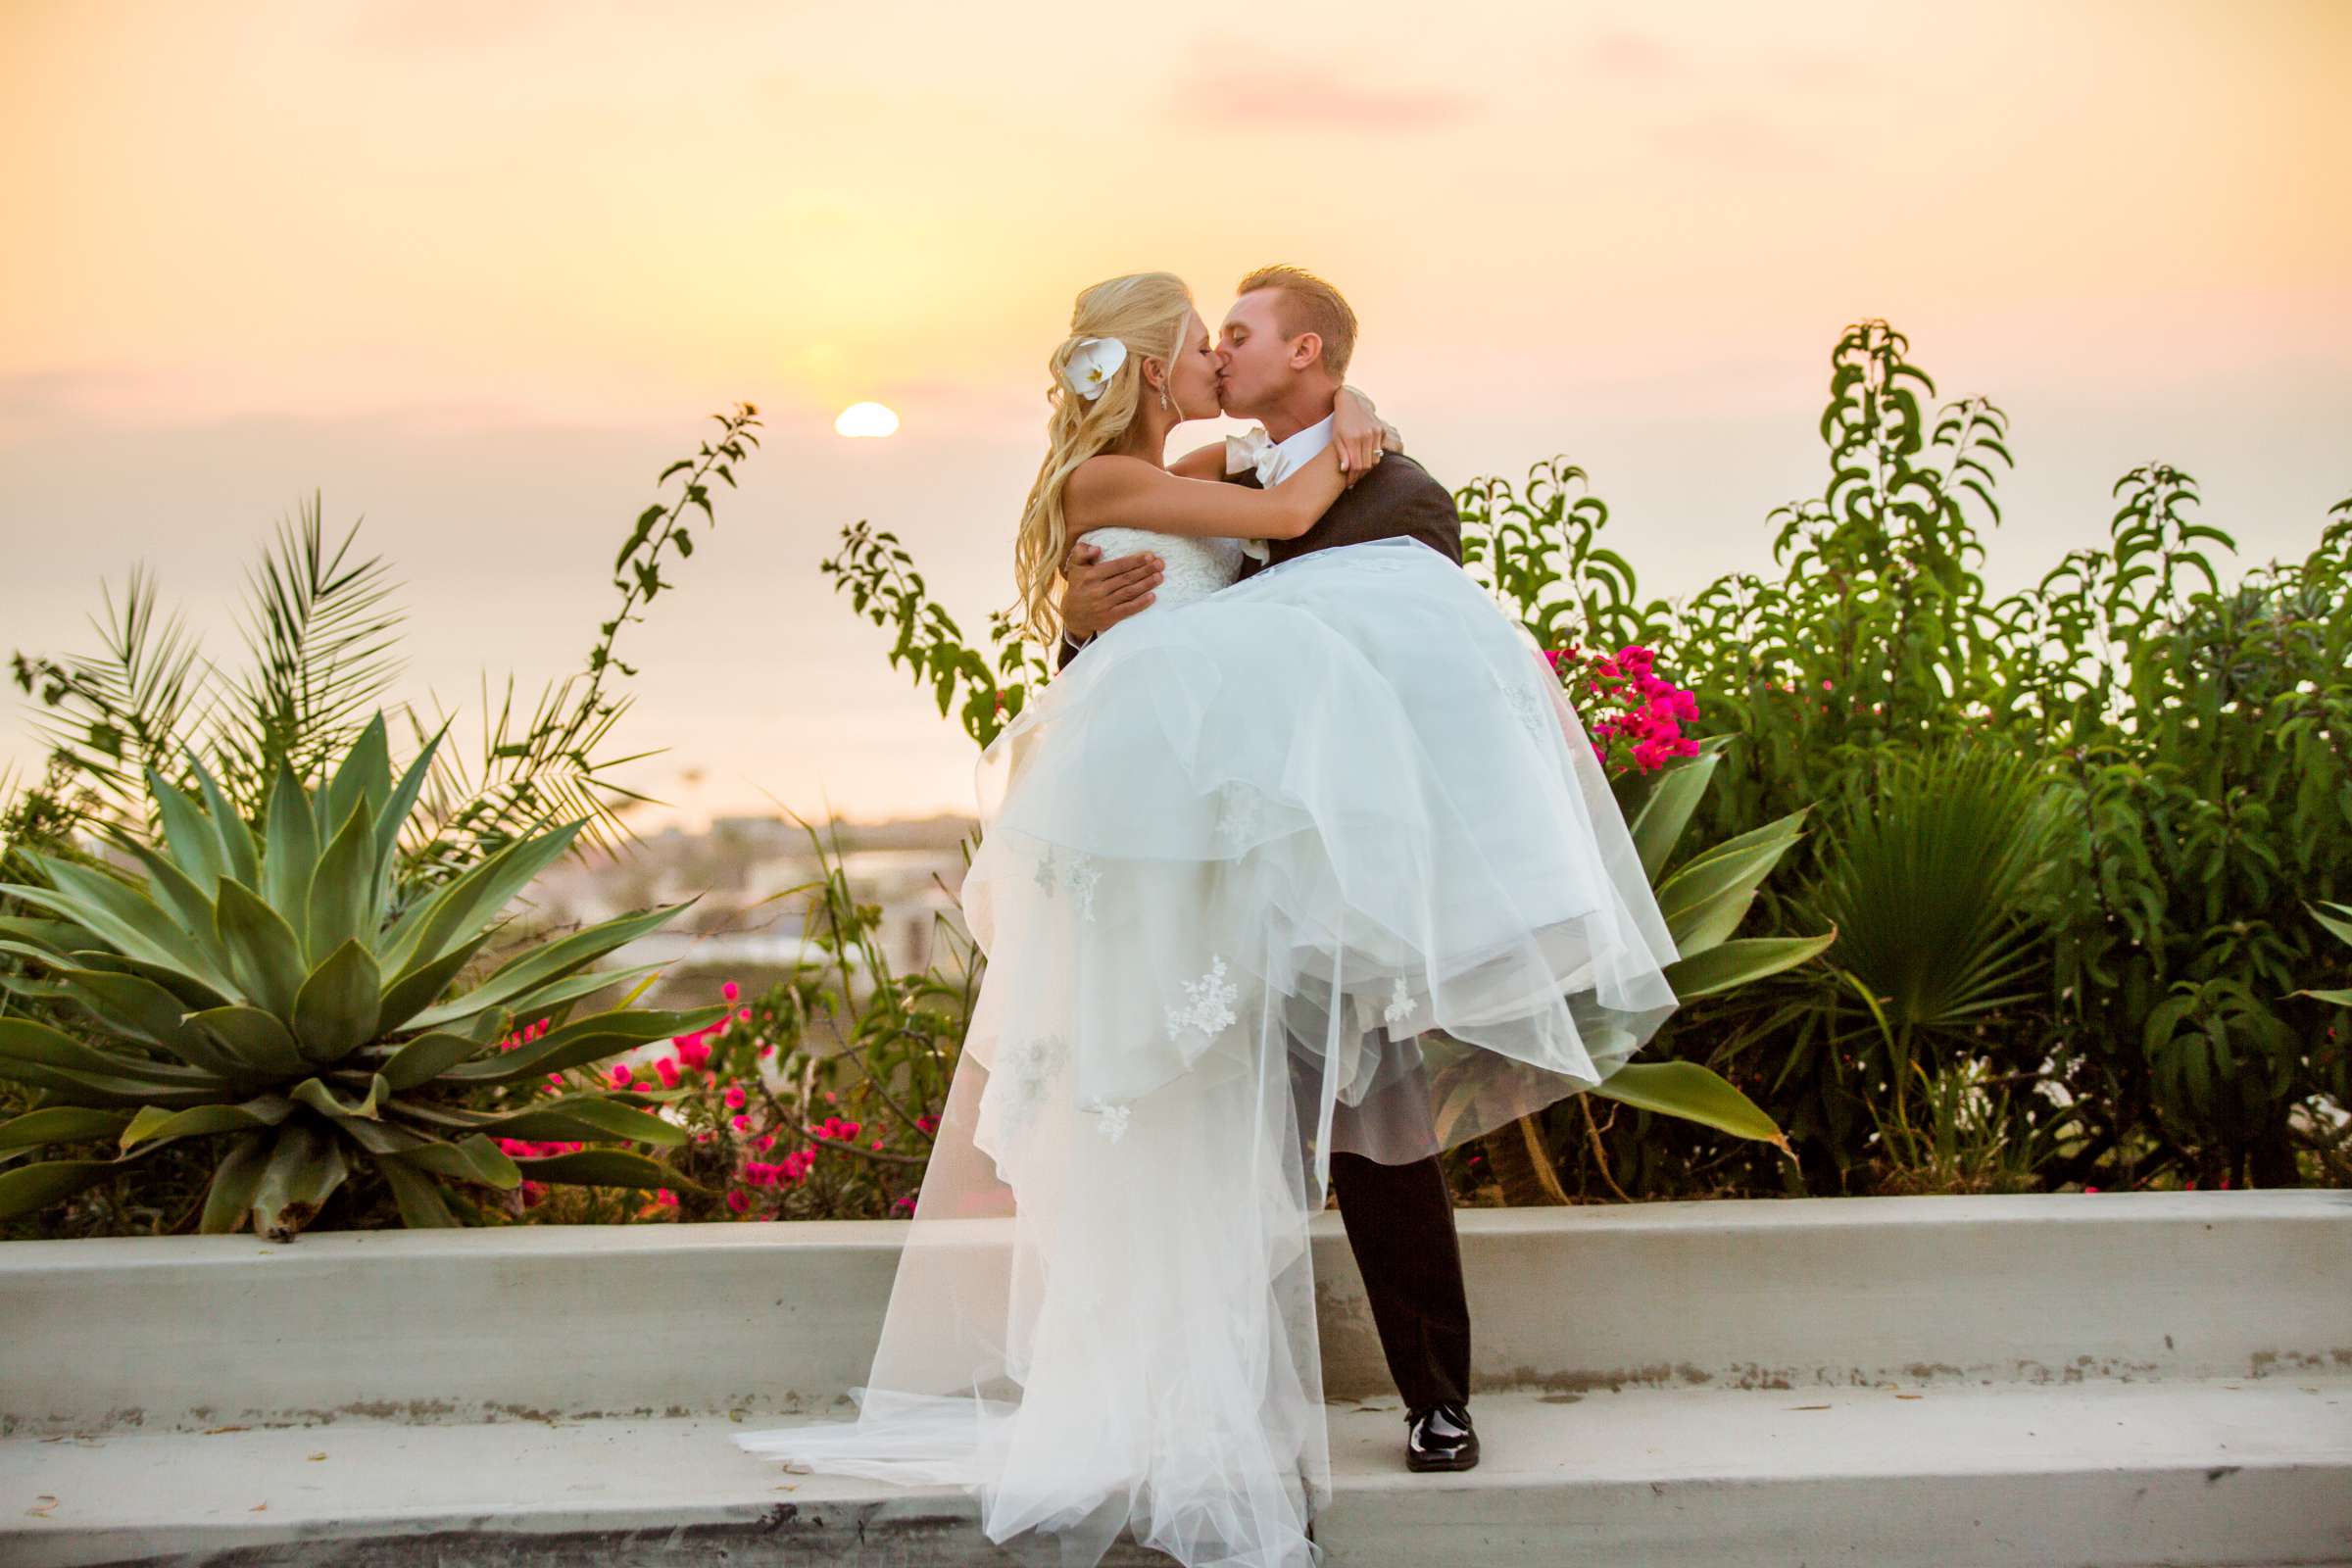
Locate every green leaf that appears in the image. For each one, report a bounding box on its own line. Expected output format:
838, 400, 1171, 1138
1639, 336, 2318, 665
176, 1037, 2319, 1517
214, 877, 306, 1017
323, 714, 391, 841
513, 1147, 697, 1192
392, 1132, 522, 1190
380, 821, 583, 977
303, 795, 377, 963
288, 1073, 383, 1122
120, 1093, 296, 1151
290, 939, 382, 1061
1589, 1059, 1790, 1152
248, 1118, 350, 1241
1628, 741, 1725, 883
147, 769, 226, 893
439, 1005, 728, 1086
378, 1155, 462, 1227
260, 760, 321, 933
1662, 931, 1838, 1000
376, 931, 493, 1035
478, 1093, 691, 1147
0, 1106, 134, 1152
184, 751, 261, 887
0, 1156, 126, 1221
376, 1030, 488, 1091
0, 1015, 218, 1088
186, 1005, 311, 1076
199, 1129, 271, 1234
13, 852, 237, 997
402, 901, 690, 1031
1654, 810, 1808, 930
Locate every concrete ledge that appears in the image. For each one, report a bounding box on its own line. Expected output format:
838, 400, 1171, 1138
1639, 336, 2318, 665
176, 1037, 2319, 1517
4, 1191, 2344, 1440
5, 1382, 2346, 1567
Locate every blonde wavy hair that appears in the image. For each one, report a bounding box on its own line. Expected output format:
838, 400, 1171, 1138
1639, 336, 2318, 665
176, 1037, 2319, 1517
1012, 271, 1195, 646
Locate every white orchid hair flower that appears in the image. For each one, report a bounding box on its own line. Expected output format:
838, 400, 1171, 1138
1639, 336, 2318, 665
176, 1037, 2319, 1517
1061, 336, 1128, 402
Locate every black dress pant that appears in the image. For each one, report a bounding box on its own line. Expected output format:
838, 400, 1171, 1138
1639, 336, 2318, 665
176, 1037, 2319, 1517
1327, 1148, 1472, 1413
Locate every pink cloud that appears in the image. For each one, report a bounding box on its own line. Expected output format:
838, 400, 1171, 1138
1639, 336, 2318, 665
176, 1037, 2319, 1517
1178, 65, 1479, 134
1587, 29, 1677, 77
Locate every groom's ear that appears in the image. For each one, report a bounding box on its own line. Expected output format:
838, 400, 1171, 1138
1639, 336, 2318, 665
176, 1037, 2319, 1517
1289, 331, 1326, 373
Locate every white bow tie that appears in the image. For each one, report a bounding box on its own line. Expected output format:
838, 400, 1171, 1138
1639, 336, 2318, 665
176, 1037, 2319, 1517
1226, 426, 1288, 487
1221, 429, 1281, 562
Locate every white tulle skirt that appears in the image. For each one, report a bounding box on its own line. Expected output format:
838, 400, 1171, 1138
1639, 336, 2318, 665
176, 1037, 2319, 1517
733, 535, 1680, 1567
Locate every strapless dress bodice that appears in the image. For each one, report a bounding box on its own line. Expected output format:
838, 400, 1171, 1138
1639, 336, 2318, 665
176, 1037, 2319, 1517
1081, 527, 1246, 618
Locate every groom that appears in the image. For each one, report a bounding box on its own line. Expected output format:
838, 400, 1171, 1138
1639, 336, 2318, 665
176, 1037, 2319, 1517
1054, 265, 1480, 1476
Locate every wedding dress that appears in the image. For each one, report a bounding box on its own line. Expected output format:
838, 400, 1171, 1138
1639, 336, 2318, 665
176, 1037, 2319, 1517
733, 528, 1680, 1567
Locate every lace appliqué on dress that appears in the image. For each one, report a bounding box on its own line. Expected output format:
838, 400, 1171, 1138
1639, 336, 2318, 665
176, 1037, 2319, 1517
1215, 781, 1264, 848
1164, 956, 1240, 1046
1383, 975, 1416, 1027
1090, 1102, 1132, 1143
991, 1033, 1065, 1139
1495, 668, 1554, 744
1031, 846, 1101, 921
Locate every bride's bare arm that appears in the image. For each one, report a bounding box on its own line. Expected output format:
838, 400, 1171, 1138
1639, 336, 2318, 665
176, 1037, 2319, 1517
1065, 447, 1348, 542
1163, 386, 1401, 485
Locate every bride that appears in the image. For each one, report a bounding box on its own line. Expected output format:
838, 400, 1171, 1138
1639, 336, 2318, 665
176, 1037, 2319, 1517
732, 272, 1680, 1567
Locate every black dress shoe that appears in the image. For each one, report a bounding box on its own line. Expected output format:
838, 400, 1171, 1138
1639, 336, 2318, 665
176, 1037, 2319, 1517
1404, 1399, 1480, 1472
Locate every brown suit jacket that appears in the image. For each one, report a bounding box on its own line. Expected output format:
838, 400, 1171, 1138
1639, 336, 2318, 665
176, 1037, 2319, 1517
1055, 452, 1462, 670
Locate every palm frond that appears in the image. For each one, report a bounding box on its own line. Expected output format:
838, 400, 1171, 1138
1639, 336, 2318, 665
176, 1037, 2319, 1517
208, 494, 404, 806
10, 564, 205, 809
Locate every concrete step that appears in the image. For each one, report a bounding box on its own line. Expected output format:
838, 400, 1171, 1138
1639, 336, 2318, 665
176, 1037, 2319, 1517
6, 1192, 2346, 1439
7, 1379, 2346, 1567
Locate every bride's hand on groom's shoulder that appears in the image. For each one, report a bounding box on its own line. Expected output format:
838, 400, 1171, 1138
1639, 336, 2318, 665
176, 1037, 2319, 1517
1059, 540, 1163, 643
1334, 385, 1400, 488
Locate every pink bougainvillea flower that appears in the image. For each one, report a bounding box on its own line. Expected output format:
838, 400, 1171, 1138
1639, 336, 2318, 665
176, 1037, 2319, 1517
721, 981, 740, 1003
610, 1063, 633, 1088
732, 1113, 752, 1132
724, 1085, 749, 1110
657, 1189, 678, 1207
754, 1133, 776, 1152
656, 1057, 681, 1089
725, 1190, 751, 1214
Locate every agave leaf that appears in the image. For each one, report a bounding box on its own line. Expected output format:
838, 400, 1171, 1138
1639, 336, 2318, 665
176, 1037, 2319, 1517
146, 767, 227, 893
290, 939, 381, 1061
1629, 740, 1727, 883
289, 1073, 384, 1122
46, 963, 192, 1047
380, 821, 583, 977
393, 1132, 522, 1190
403, 903, 688, 1031
0, 1016, 220, 1088
0, 916, 86, 955
249, 1118, 350, 1241
323, 714, 392, 843
14, 853, 237, 997
1662, 931, 1837, 1000
376, 1030, 488, 1091
186, 1005, 311, 1076
0, 1156, 128, 1221
372, 720, 449, 879
1654, 811, 1808, 929
375, 930, 494, 1035
2298, 987, 2352, 1005
260, 760, 322, 930
512, 1146, 695, 1192
120, 1093, 296, 1151
0, 1105, 135, 1151
214, 878, 305, 1017
1589, 1059, 1792, 1154
304, 796, 377, 963
199, 1128, 272, 1234
485, 962, 662, 1026
440, 1004, 728, 1086
184, 751, 261, 886
378, 1153, 461, 1226
113, 839, 236, 978
68, 950, 234, 1011
1665, 883, 1757, 957
477, 1093, 690, 1147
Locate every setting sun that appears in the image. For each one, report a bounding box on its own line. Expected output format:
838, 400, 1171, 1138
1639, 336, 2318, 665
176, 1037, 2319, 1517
834, 402, 901, 439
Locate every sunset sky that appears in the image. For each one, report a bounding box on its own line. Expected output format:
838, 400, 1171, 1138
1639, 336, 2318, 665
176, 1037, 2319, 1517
4, 0, 2346, 827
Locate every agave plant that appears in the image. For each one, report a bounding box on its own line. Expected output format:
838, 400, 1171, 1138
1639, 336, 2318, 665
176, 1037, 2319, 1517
1455, 736, 1835, 1202
0, 715, 723, 1240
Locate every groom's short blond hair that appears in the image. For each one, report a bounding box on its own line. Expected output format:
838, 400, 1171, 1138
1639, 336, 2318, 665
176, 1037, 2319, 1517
1236, 265, 1357, 380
